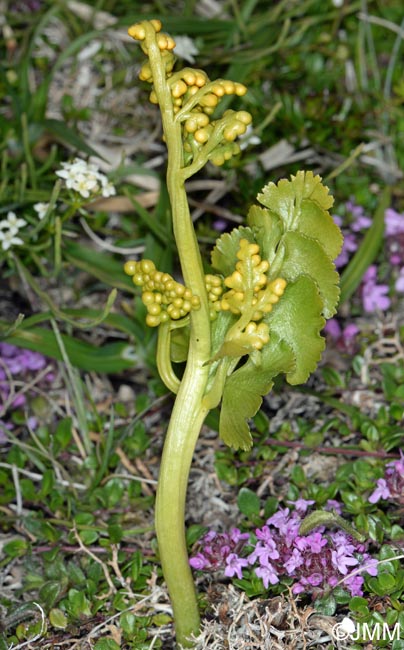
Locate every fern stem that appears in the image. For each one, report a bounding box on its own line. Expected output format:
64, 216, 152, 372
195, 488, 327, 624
143, 22, 212, 646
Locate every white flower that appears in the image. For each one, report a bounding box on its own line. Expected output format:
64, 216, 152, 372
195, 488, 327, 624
56, 157, 116, 199
0, 230, 24, 251
239, 124, 261, 151
173, 36, 199, 63
72, 175, 99, 198
33, 202, 50, 220
56, 159, 87, 185
100, 178, 116, 198
0, 211, 27, 232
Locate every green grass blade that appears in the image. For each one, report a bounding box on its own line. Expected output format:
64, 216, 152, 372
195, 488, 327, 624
43, 119, 104, 160
123, 189, 169, 245
91, 409, 116, 488
50, 319, 92, 456
0, 314, 25, 337
10, 310, 139, 339
15, 258, 118, 329
3, 326, 136, 373
63, 240, 137, 293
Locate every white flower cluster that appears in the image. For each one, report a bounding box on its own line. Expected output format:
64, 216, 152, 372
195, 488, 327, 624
0, 211, 27, 251
55, 157, 116, 199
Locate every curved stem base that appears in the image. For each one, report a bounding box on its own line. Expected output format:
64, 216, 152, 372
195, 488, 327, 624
155, 362, 209, 647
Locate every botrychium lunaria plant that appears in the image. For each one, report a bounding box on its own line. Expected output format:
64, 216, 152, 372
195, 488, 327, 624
125, 19, 343, 648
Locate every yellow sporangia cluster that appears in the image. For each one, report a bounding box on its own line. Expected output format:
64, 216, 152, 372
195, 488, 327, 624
124, 259, 200, 327
128, 20, 176, 89
220, 239, 287, 350
231, 320, 271, 351
183, 107, 252, 167
204, 274, 223, 303
127, 19, 253, 166
220, 239, 287, 319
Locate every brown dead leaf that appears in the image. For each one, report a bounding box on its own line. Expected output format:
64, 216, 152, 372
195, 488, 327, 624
86, 192, 158, 213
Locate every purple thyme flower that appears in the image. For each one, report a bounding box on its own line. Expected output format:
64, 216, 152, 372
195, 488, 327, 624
1, 343, 17, 358
249, 537, 280, 565
190, 502, 379, 599
284, 548, 304, 574
251, 509, 376, 597
213, 219, 227, 232
390, 253, 402, 266
307, 573, 324, 586
266, 507, 290, 528
384, 209, 404, 280
335, 233, 358, 268
362, 284, 390, 312
390, 451, 404, 475
395, 268, 404, 293
345, 201, 372, 231
352, 216, 372, 231
21, 350, 47, 371
364, 265, 378, 283
331, 546, 359, 575
344, 324, 360, 340
369, 451, 404, 505
265, 507, 300, 543
369, 478, 391, 504
325, 499, 343, 514
324, 319, 359, 353
324, 319, 342, 339
362, 265, 390, 313
255, 564, 279, 588
0, 342, 53, 428
332, 200, 372, 269
229, 528, 251, 544
287, 498, 315, 513
0, 420, 12, 445
189, 553, 209, 570
298, 532, 328, 554
385, 208, 404, 237
189, 527, 249, 573
224, 553, 249, 579
344, 574, 366, 597
361, 557, 378, 577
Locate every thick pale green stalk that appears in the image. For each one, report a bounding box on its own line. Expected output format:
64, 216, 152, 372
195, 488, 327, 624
155, 371, 209, 645
143, 23, 212, 647
155, 171, 211, 646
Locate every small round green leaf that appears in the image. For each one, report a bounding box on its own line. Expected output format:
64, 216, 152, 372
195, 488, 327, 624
49, 608, 68, 629
237, 487, 260, 517
93, 639, 120, 650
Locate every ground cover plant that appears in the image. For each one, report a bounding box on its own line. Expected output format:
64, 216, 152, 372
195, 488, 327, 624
1, 1, 404, 649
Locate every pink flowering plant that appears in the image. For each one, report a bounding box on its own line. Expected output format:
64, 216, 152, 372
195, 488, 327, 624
369, 451, 404, 507
190, 499, 378, 603
321, 195, 404, 359
333, 199, 404, 314
0, 341, 54, 439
